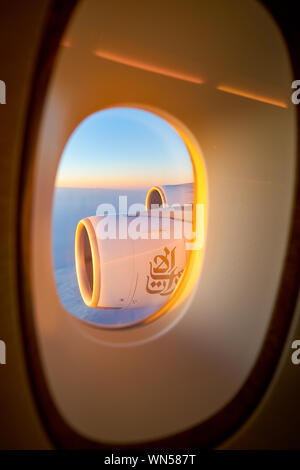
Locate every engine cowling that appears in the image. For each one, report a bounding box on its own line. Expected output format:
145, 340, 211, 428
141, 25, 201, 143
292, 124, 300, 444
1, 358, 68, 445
145, 183, 193, 209
75, 214, 188, 309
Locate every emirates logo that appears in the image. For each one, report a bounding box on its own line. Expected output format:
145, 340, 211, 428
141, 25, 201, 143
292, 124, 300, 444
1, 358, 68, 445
146, 246, 184, 296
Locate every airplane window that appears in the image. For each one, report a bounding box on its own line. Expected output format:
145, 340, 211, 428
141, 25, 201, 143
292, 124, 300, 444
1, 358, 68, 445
28, 0, 295, 445
52, 107, 200, 327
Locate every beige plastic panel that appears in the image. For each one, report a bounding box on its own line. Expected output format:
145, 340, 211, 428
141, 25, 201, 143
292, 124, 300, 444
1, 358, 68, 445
31, 0, 296, 443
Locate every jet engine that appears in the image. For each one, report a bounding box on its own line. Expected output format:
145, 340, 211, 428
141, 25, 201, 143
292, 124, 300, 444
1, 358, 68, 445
75, 182, 195, 310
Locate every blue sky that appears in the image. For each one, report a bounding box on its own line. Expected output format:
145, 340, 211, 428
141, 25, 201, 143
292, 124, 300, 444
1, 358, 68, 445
55, 107, 193, 188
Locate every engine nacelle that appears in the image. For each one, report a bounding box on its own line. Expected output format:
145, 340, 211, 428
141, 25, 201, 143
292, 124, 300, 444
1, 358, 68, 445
145, 183, 193, 209
75, 214, 188, 309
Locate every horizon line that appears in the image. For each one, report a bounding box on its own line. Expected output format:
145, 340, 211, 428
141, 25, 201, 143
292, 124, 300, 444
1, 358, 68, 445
55, 182, 194, 190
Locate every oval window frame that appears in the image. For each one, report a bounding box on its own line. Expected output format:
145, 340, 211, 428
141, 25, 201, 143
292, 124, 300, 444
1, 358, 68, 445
17, 0, 300, 450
